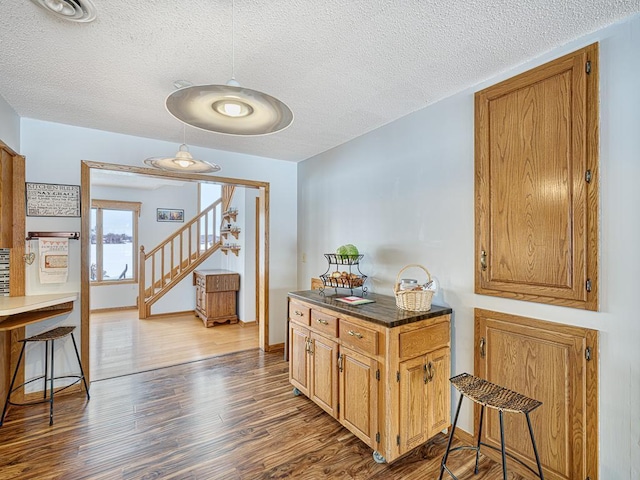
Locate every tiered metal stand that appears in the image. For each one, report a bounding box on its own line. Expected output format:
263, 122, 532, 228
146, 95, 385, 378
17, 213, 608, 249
319, 253, 367, 295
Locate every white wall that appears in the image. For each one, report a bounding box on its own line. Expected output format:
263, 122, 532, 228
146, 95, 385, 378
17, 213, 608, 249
297, 14, 640, 479
89, 181, 200, 311
0, 94, 19, 151
19, 118, 297, 382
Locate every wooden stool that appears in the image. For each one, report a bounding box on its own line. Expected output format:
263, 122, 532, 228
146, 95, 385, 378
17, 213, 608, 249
0, 326, 90, 426
439, 373, 544, 480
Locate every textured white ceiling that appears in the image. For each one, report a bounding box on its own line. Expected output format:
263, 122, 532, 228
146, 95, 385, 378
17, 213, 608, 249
1, 1, 639, 162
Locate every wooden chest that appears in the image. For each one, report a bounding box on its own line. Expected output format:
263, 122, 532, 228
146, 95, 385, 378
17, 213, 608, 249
194, 269, 240, 327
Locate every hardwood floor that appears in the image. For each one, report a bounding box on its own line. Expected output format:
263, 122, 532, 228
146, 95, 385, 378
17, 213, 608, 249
90, 309, 258, 380
0, 349, 524, 479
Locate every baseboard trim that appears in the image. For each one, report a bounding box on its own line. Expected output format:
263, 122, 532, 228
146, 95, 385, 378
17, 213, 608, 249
90, 306, 136, 314
145, 310, 195, 320
266, 343, 284, 353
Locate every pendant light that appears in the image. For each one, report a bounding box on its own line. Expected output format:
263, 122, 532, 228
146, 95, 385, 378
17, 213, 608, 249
165, 0, 293, 136
144, 124, 221, 173
30, 0, 97, 22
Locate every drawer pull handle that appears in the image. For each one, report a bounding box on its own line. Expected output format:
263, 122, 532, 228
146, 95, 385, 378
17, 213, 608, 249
294, 310, 304, 316
316, 319, 329, 325
348, 330, 363, 339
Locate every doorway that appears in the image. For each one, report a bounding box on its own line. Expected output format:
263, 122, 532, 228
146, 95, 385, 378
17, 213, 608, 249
80, 161, 270, 384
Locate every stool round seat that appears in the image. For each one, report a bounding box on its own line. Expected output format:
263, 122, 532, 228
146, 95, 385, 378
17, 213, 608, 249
20, 326, 76, 343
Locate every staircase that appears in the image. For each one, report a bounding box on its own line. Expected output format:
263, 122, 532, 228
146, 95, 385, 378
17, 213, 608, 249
138, 198, 222, 319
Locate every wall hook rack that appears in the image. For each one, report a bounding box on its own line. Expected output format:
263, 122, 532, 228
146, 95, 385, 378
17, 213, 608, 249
26, 232, 80, 241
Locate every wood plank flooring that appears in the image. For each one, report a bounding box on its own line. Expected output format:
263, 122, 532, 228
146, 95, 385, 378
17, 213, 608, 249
90, 309, 258, 380
0, 349, 524, 479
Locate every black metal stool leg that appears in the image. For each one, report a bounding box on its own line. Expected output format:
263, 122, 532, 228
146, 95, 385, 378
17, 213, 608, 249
498, 410, 507, 480
70, 332, 90, 400
44, 340, 49, 399
49, 339, 55, 426
474, 405, 485, 474
0, 342, 26, 426
525, 412, 544, 479
439, 392, 464, 480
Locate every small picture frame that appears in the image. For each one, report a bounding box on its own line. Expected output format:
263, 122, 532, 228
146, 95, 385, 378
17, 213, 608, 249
157, 208, 184, 223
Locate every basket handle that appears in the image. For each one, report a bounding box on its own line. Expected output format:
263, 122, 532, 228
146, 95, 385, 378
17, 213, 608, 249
395, 264, 432, 286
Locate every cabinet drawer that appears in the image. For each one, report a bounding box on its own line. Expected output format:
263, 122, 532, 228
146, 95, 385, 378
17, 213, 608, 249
399, 322, 450, 359
205, 274, 239, 292
339, 319, 377, 356
311, 310, 338, 338
289, 301, 310, 326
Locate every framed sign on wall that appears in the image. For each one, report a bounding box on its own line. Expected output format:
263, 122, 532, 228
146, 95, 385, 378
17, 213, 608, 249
25, 182, 81, 217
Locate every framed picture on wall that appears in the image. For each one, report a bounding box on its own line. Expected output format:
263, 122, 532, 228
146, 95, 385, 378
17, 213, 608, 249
157, 208, 184, 222
25, 182, 81, 217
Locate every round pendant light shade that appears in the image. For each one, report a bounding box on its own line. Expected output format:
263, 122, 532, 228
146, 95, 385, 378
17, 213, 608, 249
165, 84, 294, 136
30, 0, 97, 22
144, 144, 220, 173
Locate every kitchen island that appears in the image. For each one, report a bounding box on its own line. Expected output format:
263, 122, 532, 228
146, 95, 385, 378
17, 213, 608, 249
288, 290, 452, 463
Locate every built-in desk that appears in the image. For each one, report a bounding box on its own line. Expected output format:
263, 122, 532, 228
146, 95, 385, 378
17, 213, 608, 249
0, 293, 77, 330
0, 293, 77, 404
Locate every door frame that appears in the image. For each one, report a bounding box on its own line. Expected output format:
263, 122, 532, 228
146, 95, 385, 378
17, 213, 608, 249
80, 161, 270, 384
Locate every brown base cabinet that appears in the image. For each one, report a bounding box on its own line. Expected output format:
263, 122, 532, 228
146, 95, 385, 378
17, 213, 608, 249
288, 291, 452, 463
194, 270, 240, 327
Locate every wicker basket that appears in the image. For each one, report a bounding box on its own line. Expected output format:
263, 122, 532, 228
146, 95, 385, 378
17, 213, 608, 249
394, 264, 434, 312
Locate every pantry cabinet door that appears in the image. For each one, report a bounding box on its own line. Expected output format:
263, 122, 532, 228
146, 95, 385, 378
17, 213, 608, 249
475, 43, 599, 310
474, 309, 598, 480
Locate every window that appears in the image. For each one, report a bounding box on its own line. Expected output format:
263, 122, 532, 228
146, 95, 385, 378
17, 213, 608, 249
90, 200, 141, 284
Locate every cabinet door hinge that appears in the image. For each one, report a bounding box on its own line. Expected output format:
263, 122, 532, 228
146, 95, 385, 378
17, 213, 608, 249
586, 61, 591, 74
585, 170, 592, 183
375, 432, 380, 443
396, 371, 400, 382
376, 369, 380, 381
586, 279, 592, 292
396, 435, 400, 446
585, 346, 592, 361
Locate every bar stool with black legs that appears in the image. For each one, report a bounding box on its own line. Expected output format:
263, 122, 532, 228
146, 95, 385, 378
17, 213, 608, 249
0, 326, 90, 426
439, 373, 544, 480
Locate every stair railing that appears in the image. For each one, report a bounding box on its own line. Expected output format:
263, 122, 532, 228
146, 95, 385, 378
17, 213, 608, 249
138, 198, 222, 318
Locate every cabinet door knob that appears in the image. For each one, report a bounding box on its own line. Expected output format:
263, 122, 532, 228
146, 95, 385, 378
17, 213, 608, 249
348, 330, 363, 339
479, 337, 486, 358
338, 353, 344, 372
426, 361, 434, 383
480, 250, 487, 271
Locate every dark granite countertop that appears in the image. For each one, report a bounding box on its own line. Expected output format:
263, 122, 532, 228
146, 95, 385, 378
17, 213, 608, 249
288, 290, 452, 328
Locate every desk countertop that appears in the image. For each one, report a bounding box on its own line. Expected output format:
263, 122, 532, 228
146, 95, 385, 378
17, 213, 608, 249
0, 293, 78, 317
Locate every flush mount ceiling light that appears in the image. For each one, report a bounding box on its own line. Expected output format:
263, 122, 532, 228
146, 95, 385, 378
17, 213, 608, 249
144, 124, 221, 174
165, 0, 293, 136
30, 0, 97, 22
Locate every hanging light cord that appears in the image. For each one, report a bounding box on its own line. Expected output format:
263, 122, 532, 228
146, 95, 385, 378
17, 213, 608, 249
231, 0, 236, 81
